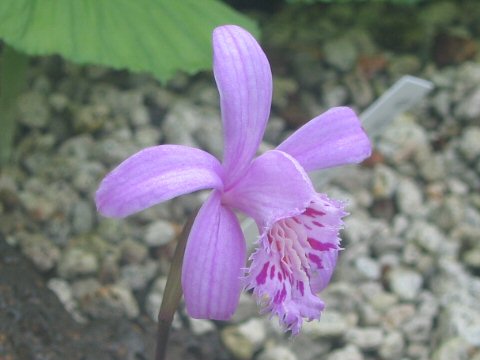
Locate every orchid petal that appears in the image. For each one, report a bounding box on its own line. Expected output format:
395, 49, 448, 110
213, 25, 272, 187
277, 107, 372, 172
295, 194, 346, 293
244, 193, 345, 334
96, 145, 223, 218
223, 150, 314, 229
182, 190, 246, 320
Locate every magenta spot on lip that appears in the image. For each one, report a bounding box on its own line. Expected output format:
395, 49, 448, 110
308, 253, 323, 268
273, 290, 280, 304
277, 272, 283, 281
270, 265, 276, 279
308, 237, 337, 251
304, 207, 326, 218
312, 221, 324, 227
305, 224, 312, 230
256, 262, 269, 285
298, 281, 304, 296
279, 284, 287, 303
293, 217, 302, 224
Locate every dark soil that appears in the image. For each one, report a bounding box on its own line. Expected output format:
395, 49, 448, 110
0, 237, 230, 360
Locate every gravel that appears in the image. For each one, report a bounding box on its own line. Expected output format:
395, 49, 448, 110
2, 2, 480, 359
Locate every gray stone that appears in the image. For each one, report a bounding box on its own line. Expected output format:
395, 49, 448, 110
323, 36, 358, 71
79, 283, 139, 319
388, 267, 423, 301
354, 257, 381, 280
406, 220, 445, 254
432, 338, 470, 360
134, 126, 161, 148
455, 87, 480, 121
406, 343, 430, 360
189, 318, 215, 336
47, 278, 85, 323
19, 191, 56, 222
231, 293, 259, 323
119, 239, 148, 264
162, 101, 202, 147
95, 137, 138, 166
120, 261, 157, 290
430, 260, 480, 346
395, 178, 424, 216
372, 165, 398, 199
71, 200, 94, 235
19, 233, 60, 272
130, 105, 150, 127
383, 304, 416, 330
73, 104, 109, 133
59, 134, 95, 160
437, 302, 480, 347
221, 318, 267, 360
458, 126, 480, 162
72, 161, 105, 194
71, 278, 101, 300
433, 195, 465, 231
272, 77, 298, 109
322, 83, 349, 108
194, 115, 223, 159
379, 331, 405, 360
326, 345, 364, 360
49, 92, 69, 112
302, 310, 350, 338
145, 277, 167, 321
57, 247, 99, 278
257, 346, 298, 360
377, 114, 430, 166
263, 116, 286, 145
345, 72, 374, 108
358, 304, 381, 326
419, 153, 446, 182
389, 55, 421, 77
431, 90, 451, 117
345, 327, 384, 350
144, 219, 176, 247
464, 247, 480, 269
403, 312, 434, 342
17, 91, 50, 128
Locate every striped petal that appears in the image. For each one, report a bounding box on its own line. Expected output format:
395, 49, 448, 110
213, 25, 272, 188
182, 190, 246, 319
96, 145, 223, 218
277, 107, 372, 172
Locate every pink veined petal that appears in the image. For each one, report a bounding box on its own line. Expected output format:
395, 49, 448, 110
222, 150, 315, 230
244, 193, 346, 334
277, 107, 372, 172
96, 145, 223, 218
182, 190, 246, 320
213, 25, 273, 188
294, 194, 346, 293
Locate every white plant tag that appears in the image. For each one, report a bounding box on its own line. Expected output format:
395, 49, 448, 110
360, 75, 434, 138
242, 75, 434, 245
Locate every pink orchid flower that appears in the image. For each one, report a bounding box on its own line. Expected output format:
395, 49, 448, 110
96, 25, 371, 334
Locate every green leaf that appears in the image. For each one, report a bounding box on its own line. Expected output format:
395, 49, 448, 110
0, 0, 258, 82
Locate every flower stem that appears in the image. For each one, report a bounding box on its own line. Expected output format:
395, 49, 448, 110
0, 45, 29, 166
155, 209, 198, 360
